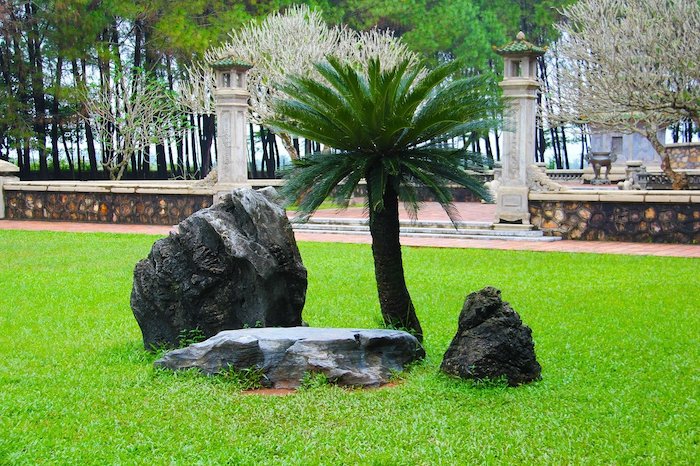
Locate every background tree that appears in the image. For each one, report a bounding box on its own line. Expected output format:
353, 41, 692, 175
550, 0, 700, 189
0, 0, 580, 180
206, 4, 418, 160
269, 57, 501, 340
83, 68, 185, 180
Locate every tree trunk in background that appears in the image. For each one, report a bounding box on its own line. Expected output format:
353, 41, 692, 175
273, 133, 281, 170
200, 114, 214, 177
580, 126, 587, 169
190, 114, 198, 177
293, 137, 300, 158
536, 125, 546, 163
75, 59, 98, 178
97, 29, 111, 168
535, 87, 545, 163
166, 142, 175, 176
155, 144, 167, 178
165, 56, 183, 177
51, 56, 63, 177
684, 119, 693, 142
367, 177, 423, 342
560, 127, 569, 169
144, 18, 167, 178
550, 126, 562, 168
22, 139, 30, 176
261, 127, 271, 177
672, 122, 681, 143
15, 143, 24, 174
0, 42, 9, 161
483, 135, 493, 166
494, 130, 500, 161
133, 20, 148, 179
249, 122, 257, 178
75, 122, 82, 178
27, 2, 48, 178
60, 128, 74, 177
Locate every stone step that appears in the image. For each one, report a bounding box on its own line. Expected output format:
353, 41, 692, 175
291, 216, 494, 230
292, 222, 547, 237
290, 218, 561, 242
293, 227, 561, 242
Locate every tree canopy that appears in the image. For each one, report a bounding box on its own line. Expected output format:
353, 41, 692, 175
0, 0, 575, 180
551, 0, 700, 188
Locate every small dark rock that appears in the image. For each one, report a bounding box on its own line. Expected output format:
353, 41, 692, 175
441, 287, 541, 386
131, 187, 307, 349
155, 327, 425, 389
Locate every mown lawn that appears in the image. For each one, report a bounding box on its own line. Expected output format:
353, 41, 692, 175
0, 230, 698, 464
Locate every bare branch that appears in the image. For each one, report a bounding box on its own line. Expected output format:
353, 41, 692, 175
82, 68, 186, 180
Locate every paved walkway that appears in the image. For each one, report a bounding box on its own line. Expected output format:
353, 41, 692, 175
1, 202, 698, 258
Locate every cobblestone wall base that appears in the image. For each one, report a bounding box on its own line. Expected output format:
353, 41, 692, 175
4, 191, 212, 225
530, 200, 700, 243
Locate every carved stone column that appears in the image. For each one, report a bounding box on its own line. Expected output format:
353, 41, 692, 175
212, 59, 252, 195
493, 32, 546, 228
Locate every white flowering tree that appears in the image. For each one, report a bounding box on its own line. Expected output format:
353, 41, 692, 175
83, 70, 186, 180
550, 0, 700, 189
203, 4, 419, 160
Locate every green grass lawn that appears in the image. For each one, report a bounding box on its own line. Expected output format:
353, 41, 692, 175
0, 230, 698, 464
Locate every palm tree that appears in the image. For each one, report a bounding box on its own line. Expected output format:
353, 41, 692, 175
268, 57, 502, 341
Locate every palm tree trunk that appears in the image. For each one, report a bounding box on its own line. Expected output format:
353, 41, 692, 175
368, 180, 423, 341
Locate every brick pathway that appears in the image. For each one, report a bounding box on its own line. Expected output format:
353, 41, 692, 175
1, 202, 698, 258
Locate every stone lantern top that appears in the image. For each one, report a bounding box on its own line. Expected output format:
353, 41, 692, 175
494, 32, 546, 80
212, 57, 253, 90
494, 31, 547, 57
211, 57, 253, 71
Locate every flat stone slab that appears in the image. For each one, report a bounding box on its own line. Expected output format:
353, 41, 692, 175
155, 327, 425, 389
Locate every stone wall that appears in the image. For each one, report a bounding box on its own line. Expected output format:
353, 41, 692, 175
3, 182, 213, 225
666, 143, 700, 170
530, 191, 700, 243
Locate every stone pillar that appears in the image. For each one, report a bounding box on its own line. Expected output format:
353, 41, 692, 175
0, 160, 20, 219
493, 32, 546, 228
212, 59, 253, 195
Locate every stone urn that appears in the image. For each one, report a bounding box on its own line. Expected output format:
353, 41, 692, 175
585, 151, 617, 184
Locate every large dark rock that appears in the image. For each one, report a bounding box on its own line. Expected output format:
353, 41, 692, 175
131, 187, 307, 349
155, 327, 425, 388
441, 287, 541, 386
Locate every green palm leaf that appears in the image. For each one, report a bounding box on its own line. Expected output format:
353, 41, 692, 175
268, 56, 501, 218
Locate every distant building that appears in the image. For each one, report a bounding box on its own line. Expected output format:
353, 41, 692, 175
589, 129, 666, 166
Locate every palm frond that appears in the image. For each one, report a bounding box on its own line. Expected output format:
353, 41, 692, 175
281, 152, 361, 214
271, 55, 501, 217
